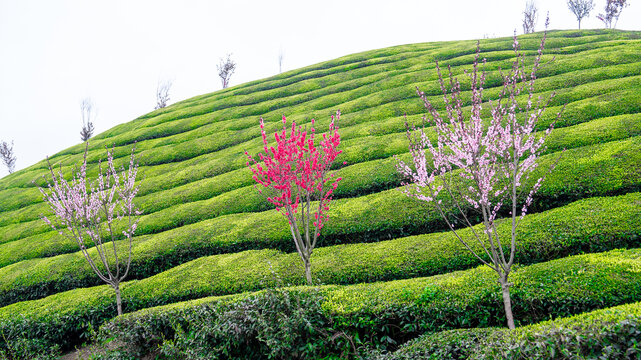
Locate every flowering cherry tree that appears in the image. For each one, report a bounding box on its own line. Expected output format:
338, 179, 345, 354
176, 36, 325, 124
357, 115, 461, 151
246, 112, 342, 285
40, 144, 141, 316
397, 29, 562, 329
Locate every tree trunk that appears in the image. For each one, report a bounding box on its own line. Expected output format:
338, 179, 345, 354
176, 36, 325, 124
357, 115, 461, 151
304, 258, 312, 286
500, 279, 515, 329
114, 283, 123, 316
578, 19, 581, 29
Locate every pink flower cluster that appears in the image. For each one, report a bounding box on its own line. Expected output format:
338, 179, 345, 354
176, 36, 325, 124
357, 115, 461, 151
246, 113, 342, 233
398, 33, 559, 225
40, 146, 141, 276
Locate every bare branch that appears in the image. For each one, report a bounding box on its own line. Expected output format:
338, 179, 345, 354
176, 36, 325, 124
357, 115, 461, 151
80, 98, 95, 142
597, 0, 628, 28
0, 140, 16, 174
567, 0, 595, 29
217, 53, 237, 89
155, 79, 173, 109
522, 0, 538, 34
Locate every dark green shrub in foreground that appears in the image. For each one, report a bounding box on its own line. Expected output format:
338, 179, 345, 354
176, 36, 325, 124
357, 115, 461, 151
0, 332, 59, 360
96, 288, 353, 360
375, 301, 641, 359
31, 248, 638, 358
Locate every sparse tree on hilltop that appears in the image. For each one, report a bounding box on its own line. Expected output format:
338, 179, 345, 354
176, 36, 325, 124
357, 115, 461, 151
397, 25, 563, 330
522, 0, 538, 34
278, 49, 284, 74
567, 0, 595, 29
217, 54, 236, 89
0, 140, 16, 174
40, 144, 141, 316
80, 98, 95, 142
597, 0, 628, 28
246, 112, 342, 285
155, 79, 173, 109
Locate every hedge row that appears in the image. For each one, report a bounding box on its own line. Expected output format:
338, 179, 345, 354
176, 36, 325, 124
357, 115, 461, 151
3, 191, 636, 314
3, 69, 638, 221
1, 63, 639, 226
3, 247, 640, 356
53, 30, 637, 153
3, 32, 611, 192
158, 30, 639, 116
20, 50, 641, 178
1, 98, 640, 248
0, 135, 638, 303
379, 301, 641, 359
1, 39, 638, 195
4, 56, 636, 241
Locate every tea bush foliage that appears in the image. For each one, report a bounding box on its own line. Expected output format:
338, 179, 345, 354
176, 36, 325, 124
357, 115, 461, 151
0, 29, 640, 358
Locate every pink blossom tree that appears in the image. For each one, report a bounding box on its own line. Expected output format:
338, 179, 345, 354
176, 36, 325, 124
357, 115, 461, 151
39, 144, 141, 316
397, 29, 562, 329
246, 112, 342, 285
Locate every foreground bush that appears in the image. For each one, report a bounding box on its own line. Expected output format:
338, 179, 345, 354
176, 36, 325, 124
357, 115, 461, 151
375, 301, 641, 359
4, 247, 640, 355
96, 288, 353, 360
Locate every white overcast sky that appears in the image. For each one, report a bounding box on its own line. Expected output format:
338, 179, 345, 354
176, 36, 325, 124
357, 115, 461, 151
0, 0, 639, 176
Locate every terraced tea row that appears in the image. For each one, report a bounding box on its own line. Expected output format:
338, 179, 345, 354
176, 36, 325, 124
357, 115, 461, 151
380, 301, 641, 359
38, 31, 638, 158
0, 136, 638, 297
0, 192, 636, 322
0, 30, 639, 358
1, 96, 640, 246
2, 69, 640, 228
1, 35, 639, 196
3, 246, 640, 354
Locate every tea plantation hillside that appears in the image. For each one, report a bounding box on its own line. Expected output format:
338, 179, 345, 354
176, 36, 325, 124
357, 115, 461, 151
0, 29, 640, 358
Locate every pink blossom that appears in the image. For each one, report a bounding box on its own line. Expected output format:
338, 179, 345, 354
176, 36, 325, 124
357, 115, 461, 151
397, 30, 560, 330
39, 144, 141, 316
246, 111, 342, 285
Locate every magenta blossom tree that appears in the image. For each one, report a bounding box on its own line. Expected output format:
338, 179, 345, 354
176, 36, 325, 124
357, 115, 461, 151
397, 29, 562, 329
40, 144, 141, 316
246, 112, 342, 285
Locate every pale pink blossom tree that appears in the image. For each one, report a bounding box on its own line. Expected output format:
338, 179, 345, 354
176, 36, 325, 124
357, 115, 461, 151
397, 28, 562, 329
39, 144, 141, 316
246, 112, 342, 285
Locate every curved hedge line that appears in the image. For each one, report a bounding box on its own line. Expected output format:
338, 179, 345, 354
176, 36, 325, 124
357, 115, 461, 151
1, 73, 639, 230
379, 301, 641, 359
0, 191, 637, 309
1, 112, 640, 265
9, 191, 639, 312
0, 135, 638, 304
25, 31, 638, 165
0, 61, 638, 237
3, 247, 639, 355
0, 30, 638, 358
0, 40, 638, 196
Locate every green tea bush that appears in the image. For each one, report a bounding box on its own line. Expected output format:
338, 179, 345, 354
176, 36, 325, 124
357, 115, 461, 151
1, 126, 639, 269
3, 248, 641, 355
376, 301, 641, 359
0, 38, 638, 195
97, 288, 353, 360
0, 135, 638, 305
